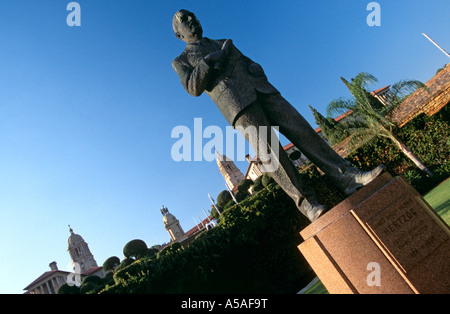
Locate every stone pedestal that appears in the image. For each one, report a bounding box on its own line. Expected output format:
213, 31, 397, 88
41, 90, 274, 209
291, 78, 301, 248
298, 173, 450, 294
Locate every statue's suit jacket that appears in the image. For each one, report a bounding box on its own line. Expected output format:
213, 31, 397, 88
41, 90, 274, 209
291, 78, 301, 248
172, 37, 279, 126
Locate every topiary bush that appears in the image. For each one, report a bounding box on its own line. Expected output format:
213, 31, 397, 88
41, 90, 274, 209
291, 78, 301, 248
233, 190, 248, 202
81, 275, 103, 286
103, 256, 121, 272
217, 190, 232, 208
114, 257, 135, 274
237, 178, 254, 193
123, 239, 148, 259
156, 242, 182, 259
261, 172, 275, 187
57, 283, 80, 294
252, 175, 264, 193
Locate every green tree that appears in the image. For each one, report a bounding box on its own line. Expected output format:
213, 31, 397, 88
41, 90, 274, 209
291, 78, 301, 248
252, 175, 264, 193
57, 283, 80, 294
327, 72, 432, 177
81, 275, 103, 286
309, 105, 349, 146
262, 173, 275, 187
157, 242, 182, 259
103, 256, 121, 273
210, 204, 220, 220
115, 257, 135, 273
147, 247, 159, 258
237, 179, 254, 193
80, 282, 98, 294
123, 239, 148, 259
234, 190, 248, 202
217, 190, 232, 208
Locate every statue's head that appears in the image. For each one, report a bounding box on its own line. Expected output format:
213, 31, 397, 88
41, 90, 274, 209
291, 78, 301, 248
173, 9, 203, 43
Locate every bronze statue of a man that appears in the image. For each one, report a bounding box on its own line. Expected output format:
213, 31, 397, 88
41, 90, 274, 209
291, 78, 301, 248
172, 9, 384, 222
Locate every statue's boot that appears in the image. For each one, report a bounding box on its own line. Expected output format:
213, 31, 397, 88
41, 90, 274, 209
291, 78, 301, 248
299, 197, 328, 222
301, 165, 386, 222
340, 164, 386, 195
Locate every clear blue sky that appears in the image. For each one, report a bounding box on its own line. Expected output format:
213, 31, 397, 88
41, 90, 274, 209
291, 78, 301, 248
0, 1, 448, 294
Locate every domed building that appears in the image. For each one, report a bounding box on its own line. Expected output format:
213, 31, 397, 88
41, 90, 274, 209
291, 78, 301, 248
23, 226, 104, 294
67, 226, 99, 273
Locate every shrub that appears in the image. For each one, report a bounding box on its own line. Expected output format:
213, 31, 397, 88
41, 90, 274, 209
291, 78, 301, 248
102, 272, 114, 285
147, 248, 159, 258
157, 242, 182, 259
237, 179, 254, 193
57, 283, 80, 294
217, 190, 232, 208
79, 281, 98, 294
123, 239, 148, 259
261, 173, 275, 187
115, 257, 135, 273
81, 275, 103, 286
103, 256, 120, 272
222, 199, 236, 211
233, 190, 248, 202
252, 175, 264, 193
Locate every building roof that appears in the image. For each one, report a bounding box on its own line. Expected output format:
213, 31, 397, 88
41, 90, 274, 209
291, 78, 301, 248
184, 216, 212, 238
391, 65, 449, 126
81, 266, 104, 277
23, 266, 103, 291
371, 85, 391, 96
23, 269, 71, 291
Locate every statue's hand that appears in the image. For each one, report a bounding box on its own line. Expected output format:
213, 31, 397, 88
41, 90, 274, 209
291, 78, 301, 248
204, 50, 226, 67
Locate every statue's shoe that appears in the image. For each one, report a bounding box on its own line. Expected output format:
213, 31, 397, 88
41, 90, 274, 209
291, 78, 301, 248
299, 198, 328, 222
342, 164, 386, 195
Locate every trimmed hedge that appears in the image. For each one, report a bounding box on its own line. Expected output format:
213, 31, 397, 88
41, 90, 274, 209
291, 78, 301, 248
101, 184, 315, 294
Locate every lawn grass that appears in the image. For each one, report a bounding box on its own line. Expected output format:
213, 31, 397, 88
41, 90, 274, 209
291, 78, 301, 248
301, 278, 329, 295
424, 178, 450, 225
301, 177, 450, 294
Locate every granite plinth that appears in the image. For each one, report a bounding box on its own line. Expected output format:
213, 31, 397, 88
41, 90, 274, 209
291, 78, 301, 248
298, 173, 450, 294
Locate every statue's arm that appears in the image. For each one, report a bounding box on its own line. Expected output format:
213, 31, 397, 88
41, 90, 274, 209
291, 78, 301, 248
172, 57, 214, 97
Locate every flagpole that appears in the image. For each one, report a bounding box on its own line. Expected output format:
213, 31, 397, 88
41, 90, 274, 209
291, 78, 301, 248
198, 217, 205, 228
422, 33, 450, 58
202, 208, 212, 222
225, 182, 238, 204
208, 194, 221, 216
193, 217, 201, 231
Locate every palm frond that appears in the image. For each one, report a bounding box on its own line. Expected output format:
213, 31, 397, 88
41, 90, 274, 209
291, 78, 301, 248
352, 72, 378, 90
326, 97, 356, 118
389, 80, 428, 104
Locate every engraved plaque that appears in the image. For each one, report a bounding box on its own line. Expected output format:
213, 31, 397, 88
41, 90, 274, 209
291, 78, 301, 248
366, 195, 448, 272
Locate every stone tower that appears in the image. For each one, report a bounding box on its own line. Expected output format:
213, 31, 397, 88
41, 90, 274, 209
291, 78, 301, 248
161, 206, 187, 243
67, 226, 98, 273
216, 150, 245, 191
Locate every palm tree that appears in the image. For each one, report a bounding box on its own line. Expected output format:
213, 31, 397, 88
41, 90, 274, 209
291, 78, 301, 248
327, 72, 433, 177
